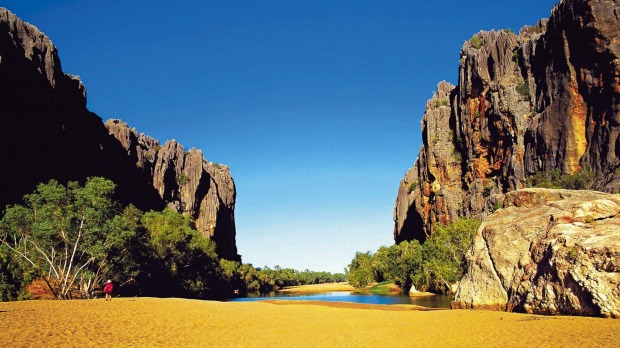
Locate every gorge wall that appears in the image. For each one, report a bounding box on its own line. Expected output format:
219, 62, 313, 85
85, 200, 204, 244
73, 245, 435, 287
395, 0, 620, 243
0, 8, 239, 260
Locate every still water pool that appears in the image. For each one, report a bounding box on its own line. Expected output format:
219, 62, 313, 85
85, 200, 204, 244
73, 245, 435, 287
228, 291, 452, 308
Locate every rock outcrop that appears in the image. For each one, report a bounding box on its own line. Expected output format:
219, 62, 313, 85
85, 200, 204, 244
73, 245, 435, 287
105, 120, 238, 259
0, 8, 239, 260
452, 188, 620, 318
395, 0, 620, 242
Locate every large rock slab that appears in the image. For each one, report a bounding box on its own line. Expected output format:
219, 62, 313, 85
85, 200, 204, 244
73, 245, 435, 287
453, 188, 620, 318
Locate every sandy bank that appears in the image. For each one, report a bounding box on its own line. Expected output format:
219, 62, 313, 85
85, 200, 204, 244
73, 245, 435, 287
1, 298, 620, 347
278, 282, 357, 293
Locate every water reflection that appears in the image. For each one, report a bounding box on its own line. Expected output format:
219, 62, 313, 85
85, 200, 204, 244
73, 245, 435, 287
228, 291, 452, 308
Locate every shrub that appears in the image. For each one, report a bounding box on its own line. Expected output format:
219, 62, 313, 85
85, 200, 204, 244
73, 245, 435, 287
567, 247, 579, 261
434, 98, 449, 108
407, 181, 418, 194
453, 148, 462, 162
516, 81, 531, 99
561, 170, 595, 190
525, 170, 595, 190
512, 48, 520, 63
178, 173, 189, 186
492, 201, 503, 212
483, 183, 494, 197
470, 35, 483, 49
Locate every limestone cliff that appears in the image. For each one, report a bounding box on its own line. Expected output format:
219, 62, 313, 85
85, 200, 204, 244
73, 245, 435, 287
452, 188, 620, 318
0, 8, 239, 260
106, 120, 238, 260
395, 0, 620, 242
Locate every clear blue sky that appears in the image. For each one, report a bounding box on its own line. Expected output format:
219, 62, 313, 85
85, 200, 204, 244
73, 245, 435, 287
4, 1, 558, 273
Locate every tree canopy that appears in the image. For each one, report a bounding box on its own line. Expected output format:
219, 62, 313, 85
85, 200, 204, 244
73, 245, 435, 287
0, 178, 346, 300
0, 178, 140, 299
346, 218, 481, 294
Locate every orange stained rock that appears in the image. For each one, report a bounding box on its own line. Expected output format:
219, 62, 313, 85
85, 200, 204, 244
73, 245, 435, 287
563, 35, 588, 175
469, 98, 480, 122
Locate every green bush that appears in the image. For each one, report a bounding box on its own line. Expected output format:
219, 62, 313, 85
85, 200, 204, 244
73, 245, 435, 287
483, 182, 494, 198
453, 148, 462, 161
512, 48, 520, 63
493, 201, 504, 212
561, 170, 595, 190
516, 81, 530, 99
178, 173, 189, 186
407, 181, 418, 194
525, 170, 595, 190
567, 247, 579, 261
434, 99, 449, 108
470, 35, 483, 49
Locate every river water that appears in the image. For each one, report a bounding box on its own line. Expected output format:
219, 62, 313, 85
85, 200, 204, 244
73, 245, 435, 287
227, 291, 452, 308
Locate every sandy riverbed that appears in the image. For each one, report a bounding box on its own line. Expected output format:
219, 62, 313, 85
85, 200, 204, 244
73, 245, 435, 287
1, 297, 620, 347
278, 282, 357, 293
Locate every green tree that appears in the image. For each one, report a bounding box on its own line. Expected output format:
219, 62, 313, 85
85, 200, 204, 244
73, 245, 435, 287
346, 251, 374, 288
142, 209, 225, 298
0, 178, 139, 299
371, 245, 398, 282
0, 244, 34, 301
393, 240, 423, 292
418, 218, 480, 293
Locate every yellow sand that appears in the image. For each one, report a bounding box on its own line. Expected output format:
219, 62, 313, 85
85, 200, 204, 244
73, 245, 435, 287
2, 298, 620, 347
279, 282, 356, 293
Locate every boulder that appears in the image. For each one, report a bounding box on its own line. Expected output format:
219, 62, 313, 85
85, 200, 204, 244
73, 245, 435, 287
452, 188, 620, 318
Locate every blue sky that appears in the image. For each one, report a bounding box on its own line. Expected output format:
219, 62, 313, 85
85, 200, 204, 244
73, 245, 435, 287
4, 1, 558, 273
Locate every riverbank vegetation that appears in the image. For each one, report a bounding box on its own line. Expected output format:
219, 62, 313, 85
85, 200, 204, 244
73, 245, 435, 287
347, 218, 480, 294
0, 178, 344, 301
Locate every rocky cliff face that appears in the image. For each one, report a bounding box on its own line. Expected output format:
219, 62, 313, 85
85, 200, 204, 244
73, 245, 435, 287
452, 188, 620, 318
105, 120, 238, 260
0, 8, 239, 260
395, 0, 620, 242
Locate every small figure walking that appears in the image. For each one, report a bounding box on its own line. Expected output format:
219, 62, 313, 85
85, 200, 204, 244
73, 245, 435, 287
104, 280, 113, 301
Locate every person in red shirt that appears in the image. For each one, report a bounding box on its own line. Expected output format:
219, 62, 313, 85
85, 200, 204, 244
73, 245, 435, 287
104, 280, 113, 301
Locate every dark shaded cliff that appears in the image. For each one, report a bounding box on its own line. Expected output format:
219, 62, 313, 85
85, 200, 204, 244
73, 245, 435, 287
0, 8, 239, 260
395, 0, 620, 243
